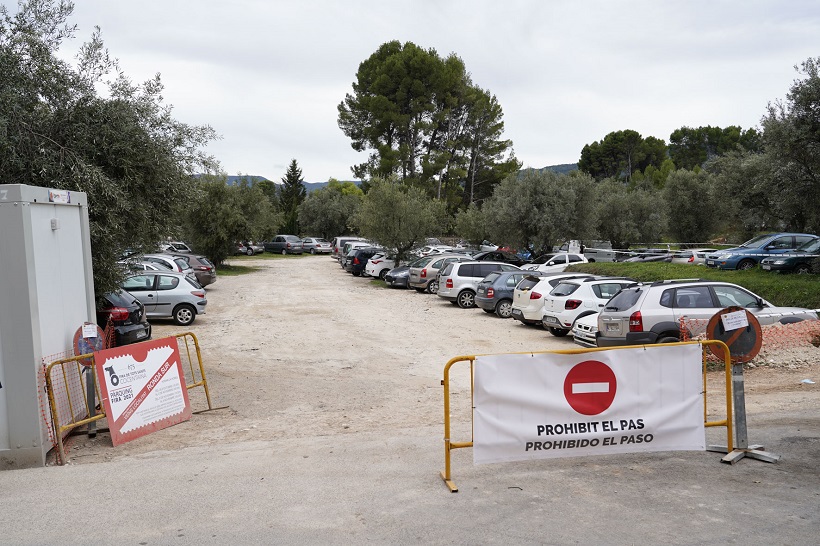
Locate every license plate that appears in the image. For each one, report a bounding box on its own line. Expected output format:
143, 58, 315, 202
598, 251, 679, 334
511, 309, 523, 318
706, 260, 714, 265
762, 264, 771, 270
606, 323, 619, 332
543, 316, 558, 324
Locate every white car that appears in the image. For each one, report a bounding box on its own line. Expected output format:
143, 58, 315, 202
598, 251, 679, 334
572, 312, 599, 348
510, 273, 594, 325
522, 252, 588, 273
364, 252, 396, 279
541, 276, 636, 336
418, 244, 454, 256
142, 253, 197, 281
670, 248, 718, 265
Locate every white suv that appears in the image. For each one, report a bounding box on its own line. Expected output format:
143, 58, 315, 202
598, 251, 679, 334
541, 276, 636, 337
510, 273, 594, 325
596, 280, 818, 347
437, 261, 520, 308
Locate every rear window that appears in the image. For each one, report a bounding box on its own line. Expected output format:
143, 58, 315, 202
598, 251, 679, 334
604, 288, 642, 311
440, 263, 456, 276
518, 276, 542, 291
105, 290, 136, 307
484, 272, 502, 284
550, 282, 580, 297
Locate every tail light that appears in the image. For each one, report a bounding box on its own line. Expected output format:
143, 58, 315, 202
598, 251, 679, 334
195, 266, 211, 271
529, 291, 542, 300
446, 279, 453, 289
286, 243, 292, 249
421, 268, 427, 278
373, 259, 382, 264
487, 288, 495, 298
109, 307, 130, 321
629, 311, 643, 332
354, 257, 360, 265
565, 299, 582, 310
191, 290, 206, 298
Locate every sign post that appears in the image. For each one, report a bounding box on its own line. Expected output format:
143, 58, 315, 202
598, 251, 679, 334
706, 307, 780, 464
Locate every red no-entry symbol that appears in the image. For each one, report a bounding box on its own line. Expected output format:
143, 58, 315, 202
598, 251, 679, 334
563, 360, 617, 415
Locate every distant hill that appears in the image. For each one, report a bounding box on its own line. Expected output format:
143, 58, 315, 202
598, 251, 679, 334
208, 165, 578, 191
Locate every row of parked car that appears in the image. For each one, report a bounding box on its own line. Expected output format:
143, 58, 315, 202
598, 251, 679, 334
332, 238, 819, 350
98, 243, 218, 346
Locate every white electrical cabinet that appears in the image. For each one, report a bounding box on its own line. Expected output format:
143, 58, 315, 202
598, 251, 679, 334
0, 184, 95, 468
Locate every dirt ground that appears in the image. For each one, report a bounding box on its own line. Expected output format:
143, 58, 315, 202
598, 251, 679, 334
62, 254, 820, 464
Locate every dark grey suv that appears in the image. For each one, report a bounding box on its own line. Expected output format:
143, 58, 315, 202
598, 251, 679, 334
476, 270, 543, 318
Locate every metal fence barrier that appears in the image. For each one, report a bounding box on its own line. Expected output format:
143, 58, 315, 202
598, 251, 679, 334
44, 332, 216, 465
440, 340, 732, 493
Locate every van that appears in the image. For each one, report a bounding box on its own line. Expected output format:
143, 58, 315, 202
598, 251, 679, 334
331, 236, 365, 261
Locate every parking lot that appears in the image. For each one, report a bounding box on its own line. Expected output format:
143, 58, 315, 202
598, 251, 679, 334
1, 255, 818, 544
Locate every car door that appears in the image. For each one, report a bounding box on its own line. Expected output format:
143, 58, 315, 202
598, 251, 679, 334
667, 286, 718, 335
153, 274, 182, 318
122, 274, 158, 314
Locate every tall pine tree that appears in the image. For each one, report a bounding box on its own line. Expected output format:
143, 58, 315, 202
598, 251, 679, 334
279, 159, 306, 234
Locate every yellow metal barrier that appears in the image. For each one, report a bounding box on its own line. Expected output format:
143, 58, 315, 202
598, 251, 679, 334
45, 331, 217, 465
440, 340, 733, 493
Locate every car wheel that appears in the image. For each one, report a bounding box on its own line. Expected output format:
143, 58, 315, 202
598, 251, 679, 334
495, 299, 513, 318
281, 249, 287, 255
548, 327, 569, 337
795, 264, 811, 274
246, 248, 254, 256
658, 335, 679, 343
173, 304, 196, 326
378, 269, 388, 280
427, 280, 439, 294
456, 290, 476, 309
310, 248, 316, 254
737, 259, 756, 270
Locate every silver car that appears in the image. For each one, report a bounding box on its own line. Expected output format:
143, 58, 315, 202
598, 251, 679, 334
122, 271, 207, 326
302, 237, 332, 254
408, 253, 472, 293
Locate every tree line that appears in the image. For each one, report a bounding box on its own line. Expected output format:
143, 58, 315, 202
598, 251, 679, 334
3, 1, 817, 295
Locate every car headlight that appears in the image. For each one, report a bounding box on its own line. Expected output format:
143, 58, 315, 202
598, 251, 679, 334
718, 253, 734, 260
772, 259, 786, 265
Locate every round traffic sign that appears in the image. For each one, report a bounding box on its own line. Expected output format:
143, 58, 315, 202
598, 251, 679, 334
706, 306, 762, 363
73, 323, 105, 366
563, 360, 617, 415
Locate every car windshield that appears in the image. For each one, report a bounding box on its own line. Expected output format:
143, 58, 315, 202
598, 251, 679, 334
796, 238, 820, 253
739, 234, 773, 248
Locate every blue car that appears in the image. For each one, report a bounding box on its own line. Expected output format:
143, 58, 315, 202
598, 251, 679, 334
705, 232, 819, 270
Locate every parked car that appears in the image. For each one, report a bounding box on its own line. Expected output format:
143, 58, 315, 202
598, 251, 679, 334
121, 271, 207, 326
760, 238, 820, 274
622, 249, 673, 263
118, 260, 169, 273
510, 273, 595, 326
476, 270, 543, 318
96, 290, 151, 345
596, 280, 818, 347
331, 236, 365, 261
437, 261, 521, 308
670, 248, 718, 265
170, 253, 216, 287
705, 233, 819, 270
302, 237, 332, 254
471, 250, 528, 267
340, 241, 373, 270
572, 312, 599, 348
142, 254, 196, 280
408, 254, 472, 293
264, 235, 304, 255
236, 241, 264, 255
159, 241, 193, 254
365, 252, 396, 279
384, 257, 427, 288
346, 246, 383, 276
541, 276, 636, 337
522, 252, 588, 273
417, 244, 454, 257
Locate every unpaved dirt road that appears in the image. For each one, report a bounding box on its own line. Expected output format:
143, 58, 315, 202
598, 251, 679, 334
2, 255, 819, 544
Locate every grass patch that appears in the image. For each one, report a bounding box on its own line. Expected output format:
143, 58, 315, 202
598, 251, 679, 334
369, 278, 388, 288
215, 263, 260, 276
568, 262, 820, 308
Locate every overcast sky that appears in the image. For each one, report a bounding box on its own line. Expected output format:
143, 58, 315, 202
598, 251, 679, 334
41, 0, 820, 182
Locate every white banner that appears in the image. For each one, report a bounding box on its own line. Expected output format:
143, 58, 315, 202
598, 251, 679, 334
473, 345, 705, 464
